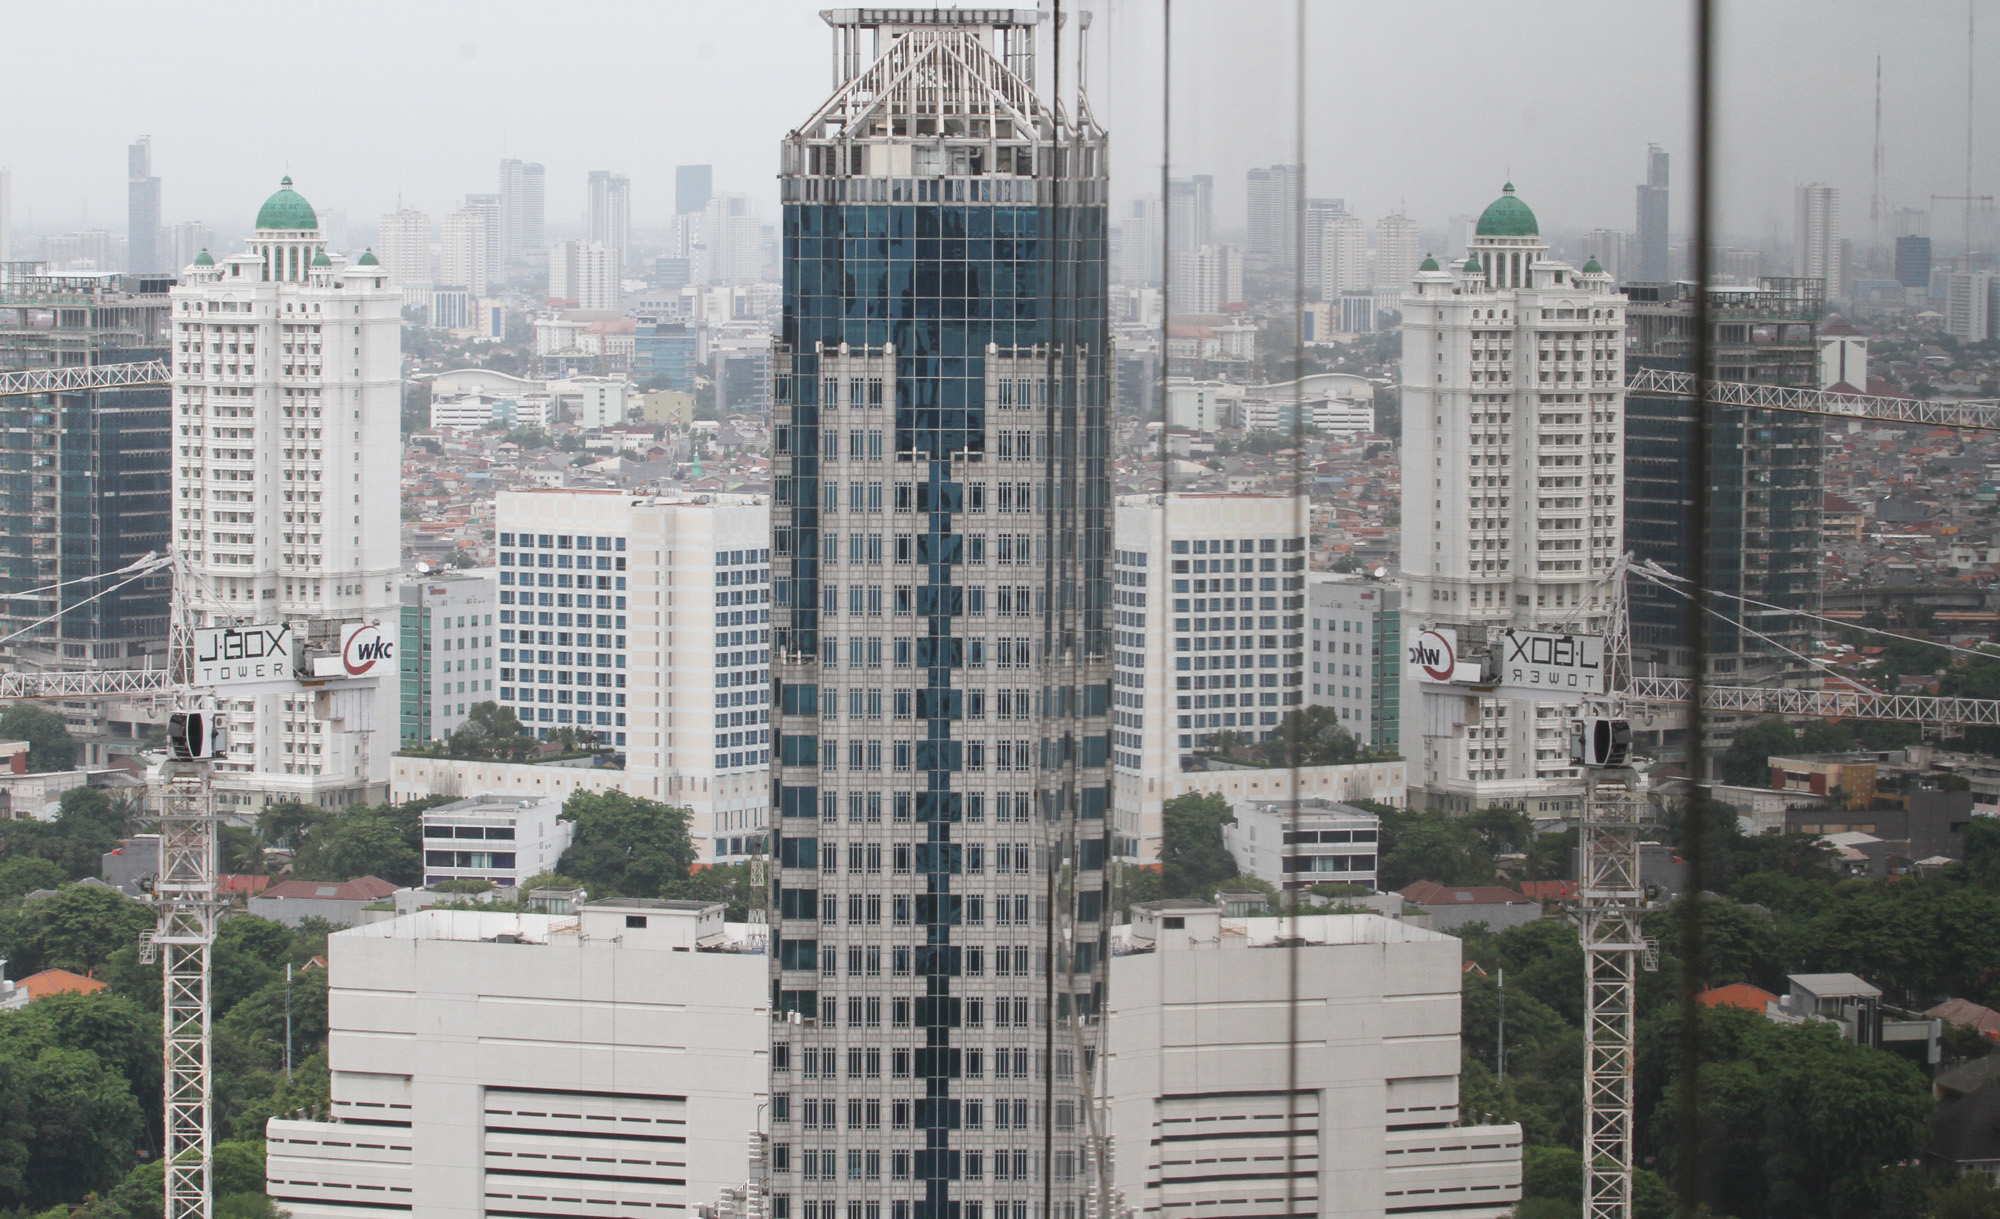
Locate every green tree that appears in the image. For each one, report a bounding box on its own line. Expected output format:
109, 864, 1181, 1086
0, 857, 67, 901
288, 804, 422, 887
1157, 793, 1239, 899
1932, 1173, 2000, 1219
660, 862, 761, 921
255, 800, 328, 852
0, 991, 159, 1143
1375, 806, 1493, 890
557, 791, 698, 898
0, 706, 79, 772
1717, 717, 1798, 787
2, 883, 154, 976
440, 702, 536, 762
1253, 706, 1366, 767
11, 1045, 145, 1208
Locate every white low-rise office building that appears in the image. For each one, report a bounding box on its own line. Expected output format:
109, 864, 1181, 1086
1106, 903, 1522, 1218
419, 793, 575, 889
1221, 796, 1381, 893
265, 900, 768, 1219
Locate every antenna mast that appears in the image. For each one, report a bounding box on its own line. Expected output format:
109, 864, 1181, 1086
1871, 54, 1883, 264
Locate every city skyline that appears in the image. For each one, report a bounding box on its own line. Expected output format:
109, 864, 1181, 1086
0, 1, 1987, 251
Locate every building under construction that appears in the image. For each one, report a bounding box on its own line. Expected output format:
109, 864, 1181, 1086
0, 265, 173, 762
1622, 276, 1826, 689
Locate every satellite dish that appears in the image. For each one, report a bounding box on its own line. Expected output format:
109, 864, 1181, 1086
415, 562, 431, 574
1371, 566, 1388, 580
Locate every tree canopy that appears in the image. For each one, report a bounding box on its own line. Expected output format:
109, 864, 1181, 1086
1156, 792, 1239, 898
556, 791, 698, 898
0, 707, 78, 773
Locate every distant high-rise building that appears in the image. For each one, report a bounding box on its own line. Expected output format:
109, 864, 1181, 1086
1890, 206, 1930, 240
498, 158, 545, 261
771, 9, 1112, 1215
586, 170, 631, 271
1166, 174, 1212, 254
1317, 209, 1367, 300
1895, 235, 1933, 289
174, 177, 403, 808
1119, 196, 1162, 287
675, 164, 712, 216
168, 221, 215, 272
1399, 184, 1625, 812
127, 137, 161, 274
1794, 182, 1842, 289
1374, 211, 1421, 292
1580, 228, 1626, 284
1169, 244, 1242, 313
1945, 270, 1996, 341
1636, 143, 1669, 281
1247, 163, 1304, 266
1300, 197, 1345, 293
691, 193, 760, 286
439, 208, 489, 297
376, 207, 432, 305
548, 239, 617, 310
0, 168, 10, 262
1305, 576, 1400, 752
463, 193, 502, 278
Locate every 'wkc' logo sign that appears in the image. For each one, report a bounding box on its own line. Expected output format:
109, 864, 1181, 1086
191, 625, 293, 688
1405, 627, 1462, 683
341, 624, 395, 675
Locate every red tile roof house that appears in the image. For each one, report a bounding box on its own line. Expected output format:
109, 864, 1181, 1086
1699, 982, 1779, 1014
247, 876, 399, 928
1399, 881, 1541, 932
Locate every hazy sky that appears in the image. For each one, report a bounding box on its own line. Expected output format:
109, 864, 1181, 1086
4, 0, 1988, 251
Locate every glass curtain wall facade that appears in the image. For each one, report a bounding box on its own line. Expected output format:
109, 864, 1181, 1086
769, 10, 1113, 1219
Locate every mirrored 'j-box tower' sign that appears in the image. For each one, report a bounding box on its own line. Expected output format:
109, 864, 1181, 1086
768, 7, 1115, 1218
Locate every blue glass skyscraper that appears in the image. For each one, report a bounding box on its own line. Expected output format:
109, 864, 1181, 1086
769, 9, 1113, 1218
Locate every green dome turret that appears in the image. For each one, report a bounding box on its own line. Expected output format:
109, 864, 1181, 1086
1418, 254, 1440, 272
357, 248, 379, 266
1582, 257, 1604, 274
1463, 254, 1482, 274
311, 249, 332, 267
1474, 182, 1538, 238
192, 248, 214, 267
255, 175, 319, 231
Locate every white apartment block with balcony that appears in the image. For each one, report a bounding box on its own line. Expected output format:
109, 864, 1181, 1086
1105, 904, 1522, 1218
496, 490, 773, 862
1221, 796, 1381, 893
419, 793, 575, 889
1306, 576, 1401, 753
171, 177, 402, 812
264, 900, 768, 1219
1111, 494, 1309, 858
1397, 184, 1625, 812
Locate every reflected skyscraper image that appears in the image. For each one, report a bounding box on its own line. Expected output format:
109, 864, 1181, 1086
769, 8, 1113, 1216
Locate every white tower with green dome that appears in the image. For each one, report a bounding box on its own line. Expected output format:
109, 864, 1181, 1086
170, 175, 405, 810
1397, 183, 1627, 813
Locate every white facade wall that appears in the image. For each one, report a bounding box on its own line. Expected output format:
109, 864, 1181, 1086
1111, 495, 1309, 857
1375, 212, 1421, 292
265, 903, 767, 1219
171, 187, 403, 810
1104, 907, 1522, 1219
1319, 211, 1367, 300
497, 490, 772, 861
1221, 798, 1381, 892
376, 208, 430, 301
1397, 192, 1625, 809
1306, 576, 1400, 750
403, 570, 496, 744
419, 793, 574, 888
1164, 379, 1236, 431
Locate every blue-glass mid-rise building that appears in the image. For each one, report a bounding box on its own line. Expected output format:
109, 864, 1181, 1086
768, 9, 1114, 1217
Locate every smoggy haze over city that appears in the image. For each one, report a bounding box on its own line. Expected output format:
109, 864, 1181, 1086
3, 0, 1990, 248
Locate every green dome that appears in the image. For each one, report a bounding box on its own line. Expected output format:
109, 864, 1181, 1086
1418, 254, 1440, 272
357, 248, 379, 266
1463, 254, 1482, 273
255, 175, 319, 231
1474, 182, 1538, 238
311, 249, 332, 267
192, 248, 214, 267
1582, 257, 1604, 274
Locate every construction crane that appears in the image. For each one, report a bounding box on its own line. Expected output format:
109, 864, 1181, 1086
0, 369, 382, 1219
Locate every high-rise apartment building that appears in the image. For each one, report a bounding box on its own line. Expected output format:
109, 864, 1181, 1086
398, 569, 497, 747
1374, 211, 1421, 293
587, 170, 632, 271
172, 177, 403, 809
1246, 163, 1304, 267
463, 192, 503, 277
1306, 576, 1400, 752
169, 221, 216, 273
691, 193, 762, 286
0, 168, 11, 261
1945, 270, 1996, 341
1110, 494, 1308, 849
127, 137, 161, 274
495, 490, 774, 862
1165, 174, 1211, 254
499, 158, 545, 262
1580, 227, 1626, 285
1117, 196, 1161, 287
677, 164, 714, 217
438, 208, 489, 297
376, 206, 431, 306
1398, 184, 1626, 812
1636, 143, 1669, 281
1300, 197, 1345, 294
1168, 245, 1242, 314
1795, 182, 1842, 289
547, 239, 617, 310
769, 9, 1112, 1216
0, 269, 173, 763
1317, 209, 1367, 300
